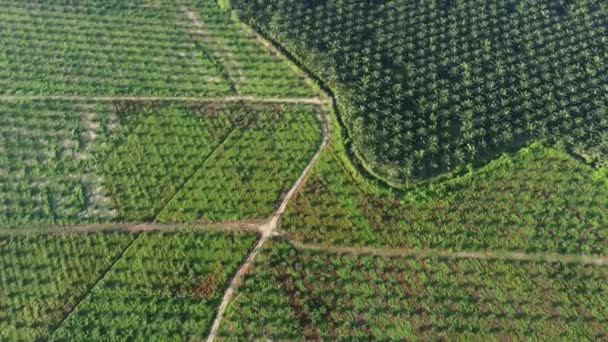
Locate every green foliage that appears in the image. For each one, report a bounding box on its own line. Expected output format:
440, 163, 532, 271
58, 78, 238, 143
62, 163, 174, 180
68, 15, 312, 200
283, 143, 608, 254
221, 240, 608, 340
234, 0, 608, 183
51, 231, 258, 341
0, 100, 321, 226
0, 100, 119, 226
0, 0, 233, 96
0, 232, 135, 341
191, 1, 315, 97
158, 104, 322, 222
100, 103, 242, 221
0, 0, 314, 97
0, 0, 320, 227
218, 241, 305, 340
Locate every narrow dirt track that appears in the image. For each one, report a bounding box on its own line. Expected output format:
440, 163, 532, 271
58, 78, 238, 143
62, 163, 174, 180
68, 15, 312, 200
0, 95, 328, 105
0, 220, 267, 237
289, 240, 608, 266
205, 107, 331, 342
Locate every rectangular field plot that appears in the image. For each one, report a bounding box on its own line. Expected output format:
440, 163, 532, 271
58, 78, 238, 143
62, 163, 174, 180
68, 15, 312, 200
282, 143, 608, 254
0, 0, 315, 97
157, 103, 323, 223
219, 240, 608, 340
51, 231, 257, 341
0, 232, 135, 341
0, 100, 119, 226
187, 1, 315, 97
0, 0, 232, 96
99, 102, 245, 221
1, 100, 323, 227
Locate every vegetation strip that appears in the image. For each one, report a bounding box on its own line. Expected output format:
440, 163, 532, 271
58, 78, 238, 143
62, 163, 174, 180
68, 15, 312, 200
290, 241, 608, 266
49, 231, 260, 340
218, 239, 608, 340
0, 95, 328, 104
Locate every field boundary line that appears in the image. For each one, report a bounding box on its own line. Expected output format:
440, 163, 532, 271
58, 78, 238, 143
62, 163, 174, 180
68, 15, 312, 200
0, 95, 329, 104
0, 220, 267, 237
46, 233, 141, 338
205, 103, 331, 342
289, 240, 608, 266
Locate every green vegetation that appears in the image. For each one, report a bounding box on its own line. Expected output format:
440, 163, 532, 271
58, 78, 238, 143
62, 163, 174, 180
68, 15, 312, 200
2, 0, 607, 340
0, 230, 257, 341
0, 0, 232, 96
0, 100, 118, 226
0, 0, 313, 97
99, 102, 242, 221
282, 142, 608, 254
191, 1, 315, 97
234, 0, 608, 183
0, 232, 135, 341
0, 0, 321, 228
220, 240, 608, 340
1, 100, 321, 225
158, 104, 322, 222
52, 231, 257, 341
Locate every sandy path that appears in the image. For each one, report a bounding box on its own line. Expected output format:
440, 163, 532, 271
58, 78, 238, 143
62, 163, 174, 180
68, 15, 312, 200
0, 220, 267, 237
205, 106, 330, 342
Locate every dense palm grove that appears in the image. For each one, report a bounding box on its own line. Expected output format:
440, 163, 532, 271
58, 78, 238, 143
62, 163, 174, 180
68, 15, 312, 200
234, 0, 608, 183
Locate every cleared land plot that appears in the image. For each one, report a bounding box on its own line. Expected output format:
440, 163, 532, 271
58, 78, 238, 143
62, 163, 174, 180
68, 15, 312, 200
219, 240, 608, 340
0, 100, 322, 226
282, 142, 608, 254
51, 231, 257, 341
0, 232, 135, 341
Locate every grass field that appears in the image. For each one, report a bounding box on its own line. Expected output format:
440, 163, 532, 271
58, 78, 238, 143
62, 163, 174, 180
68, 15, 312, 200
219, 240, 608, 340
